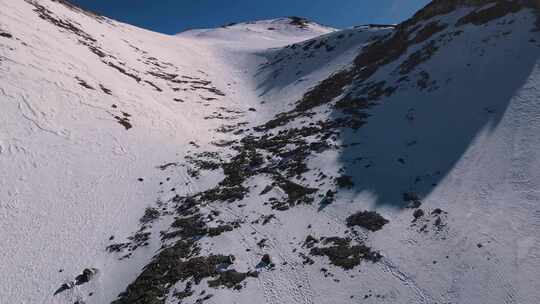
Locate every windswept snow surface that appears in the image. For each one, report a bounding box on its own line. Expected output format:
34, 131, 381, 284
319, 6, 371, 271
0, 1, 539, 304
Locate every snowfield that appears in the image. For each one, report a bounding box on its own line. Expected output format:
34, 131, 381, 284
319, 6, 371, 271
0, 1, 539, 304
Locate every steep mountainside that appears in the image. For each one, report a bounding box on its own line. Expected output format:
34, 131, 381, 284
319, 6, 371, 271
1, 1, 539, 304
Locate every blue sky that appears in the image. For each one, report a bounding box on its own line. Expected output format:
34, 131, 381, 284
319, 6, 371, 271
71, 0, 430, 34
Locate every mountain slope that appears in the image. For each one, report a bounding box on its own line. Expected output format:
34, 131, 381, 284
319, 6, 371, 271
1, 1, 539, 304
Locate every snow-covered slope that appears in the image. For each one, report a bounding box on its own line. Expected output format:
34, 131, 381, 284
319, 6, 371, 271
1, 1, 539, 304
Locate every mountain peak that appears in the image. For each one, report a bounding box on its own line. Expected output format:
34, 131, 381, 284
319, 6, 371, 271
178, 17, 335, 47
220, 16, 323, 30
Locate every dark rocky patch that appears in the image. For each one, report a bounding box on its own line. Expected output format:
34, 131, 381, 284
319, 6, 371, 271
411, 21, 447, 44
205, 112, 241, 120
26, 1, 109, 59
410, 207, 448, 234
54, 268, 98, 296
140, 207, 160, 225
456, 1, 523, 27
207, 224, 235, 237
320, 190, 336, 206
208, 270, 258, 289
412, 209, 425, 222
346, 211, 389, 232
260, 254, 272, 265
199, 184, 249, 204
113, 114, 132, 130
193, 86, 226, 96
157, 162, 178, 170
162, 214, 233, 240
403, 192, 422, 208
127, 231, 151, 250
416, 70, 437, 90
86, 44, 107, 58
106, 62, 141, 82
215, 122, 248, 133
289, 16, 310, 28
106, 241, 130, 254
299, 252, 315, 265
431, 208, 443, 215
200, 96, 218, 101
111, 242, 208, 303
399, 40, 439, 75
27, 1, 95, 42
310, 237, 382, 269
184, 152, 222, 177
0, 32, 13, 39
112, 191, 258, 303
260, 214, 276, 225
211, 139, 237, 147
144, 80, 162, 92
259, 185, 274, 195
277, 177, 317, 205
147, 70, 178, 81
257, 239, 268, 248
74, 268, 98, 285
75, 77, 94, 90
303, 235, 320, 248
99, 84, 112, 95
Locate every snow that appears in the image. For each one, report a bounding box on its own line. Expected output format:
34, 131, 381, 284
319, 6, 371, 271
0, 1, 539, 304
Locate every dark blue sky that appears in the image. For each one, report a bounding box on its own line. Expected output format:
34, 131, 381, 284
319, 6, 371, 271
71, 0, 430, 34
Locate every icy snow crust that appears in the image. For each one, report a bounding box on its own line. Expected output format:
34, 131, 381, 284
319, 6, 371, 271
0, 1, 539, 304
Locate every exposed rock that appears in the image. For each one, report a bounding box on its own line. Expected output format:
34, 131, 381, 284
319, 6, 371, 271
288, 16, 310, 28
310, 237, 382, 269
412, 209, 425, 222
261, 254, 272, 265
456, 1, 523, 26
346, 211, 389, 232
54, 268, 98, 296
